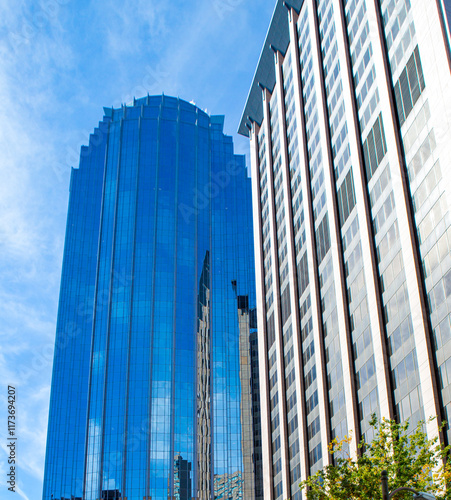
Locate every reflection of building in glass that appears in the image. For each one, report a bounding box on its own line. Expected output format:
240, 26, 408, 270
213, 471, 243, 500
173, 454, 192, 500
102, 490, 122, 500
196, 252, 211, 500
43, 95, 257, 500
234, 288, 263, 500
240, 1, 451, 500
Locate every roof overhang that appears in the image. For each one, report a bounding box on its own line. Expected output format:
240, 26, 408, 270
238, 0, 304, 137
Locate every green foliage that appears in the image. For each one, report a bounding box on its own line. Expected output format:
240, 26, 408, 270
300, 416, 451, 500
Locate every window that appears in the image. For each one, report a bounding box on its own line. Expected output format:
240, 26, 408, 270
288, 414, 298, 435
316, 214, 331, 264
304, 341, 315, 365
305, 365, 317, 390
297, 253, 309, 298
281, 284, 291, 325
267, 313, 275, 349
413, 160, 441, 211
363, 113, 387, 180
287, 391, 297, 412
309, 443, 322, 465
306, 390, 318, 414
408, 130, 436, 181
307, 416, 321, 440
337, 168, 356, 226
394, 46, 425, 127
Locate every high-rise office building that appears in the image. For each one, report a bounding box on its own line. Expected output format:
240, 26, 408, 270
43, 95, 261, 500
240, 0, 451, 498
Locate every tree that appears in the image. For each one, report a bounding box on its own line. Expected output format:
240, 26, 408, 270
300, 416, 451, 499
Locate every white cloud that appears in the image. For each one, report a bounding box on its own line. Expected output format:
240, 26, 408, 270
16, 485, 31, 500
0, 4, 73, 500
103, 0, 168, 57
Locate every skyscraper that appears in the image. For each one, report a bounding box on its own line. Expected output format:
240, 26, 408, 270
240, 0, 451, 499
43, 95, 261, 500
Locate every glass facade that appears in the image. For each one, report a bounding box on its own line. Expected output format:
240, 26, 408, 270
43, 95, 262, 500
240, 1, 451, 499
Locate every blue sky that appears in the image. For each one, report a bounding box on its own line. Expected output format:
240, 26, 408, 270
0, 1, 275, 498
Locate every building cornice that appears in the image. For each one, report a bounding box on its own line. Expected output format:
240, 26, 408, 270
238, 0, 304, 137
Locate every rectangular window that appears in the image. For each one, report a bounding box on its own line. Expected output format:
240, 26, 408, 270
408, 130, 436, 181
309, 443, 322, 466
337, 168, 356, 226
316, 214, 331, 264
394, 45, 425, 127
400, 67, 413, 118
363, 113, 387, 180
297, 253, 309, 298
305, 365, 317, 390
267, 313, 276, 349
307, 415, 321, 440
288, 414, 298, 435
281, 284, 292, 325
306, 390, 319, 414
413, 160, 441, 212
287, 391, 297, 412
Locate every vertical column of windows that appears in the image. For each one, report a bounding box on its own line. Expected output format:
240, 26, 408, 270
344, 0, 424, 428
259, 113, 281, 499
260, 127, 274, 312
273, 64, 298, 494
259, 124, 274, 351
283, 50, 308, 308
287, 7, 330, 483
282, 322, 300, 497
85, 118, 122, 500
124, 115, 157, 499
148, 106, 178, 499
315, 0, 354, 451
318, 0, 380, 442
381, 0, 425, 129
346, 0, 381, 135
269, 338, 281, 500
172, 109, 198, 499
306, 0, 364, 463
269, 88, 290, 500
212, 130, 246, 494
297, 4, 326, 475
270, 94, 289, 291
282, 49, 303, 500
43, 120, 109, 500
102, 117, 140, 497
382, 0, 417, 81
250, 121, 273, 500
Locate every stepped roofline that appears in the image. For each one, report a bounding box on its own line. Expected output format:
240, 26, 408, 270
238, 0, 304, 137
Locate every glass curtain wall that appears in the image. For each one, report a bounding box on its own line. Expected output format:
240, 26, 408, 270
43, 95, 260, 500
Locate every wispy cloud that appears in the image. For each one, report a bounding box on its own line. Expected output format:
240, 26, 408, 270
16, 485, 31, 500
102, 0, 169, 58
0, 4, 72, 499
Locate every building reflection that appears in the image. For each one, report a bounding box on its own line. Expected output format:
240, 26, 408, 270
173, 454, 192, 500
196, 252, 211, 499
234, 284, 263, 500
213, 471, 243, 500
101, 490, 123, 500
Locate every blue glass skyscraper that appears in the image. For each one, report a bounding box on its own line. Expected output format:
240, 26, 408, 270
43, 95, 261, 500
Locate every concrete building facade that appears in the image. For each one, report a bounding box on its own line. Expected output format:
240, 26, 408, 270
240, 1, 451, 499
